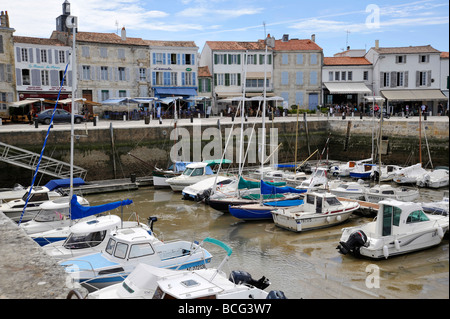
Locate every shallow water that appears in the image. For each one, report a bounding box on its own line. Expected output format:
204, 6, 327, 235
85, 183, 449, 299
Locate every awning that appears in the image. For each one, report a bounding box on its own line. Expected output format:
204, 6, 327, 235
8, 98, 44, 107
154, 87, 197, 96
58, 98, 86, 104
364, 96, 385, 102
247, 72, 272, 79
324, 82, 372, 94
381, 89, 447, 101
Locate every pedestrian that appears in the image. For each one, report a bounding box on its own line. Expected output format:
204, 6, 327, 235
405, 104, 409, 116
421, 104, 426, 115
438, 103, 443, 116
27, 107, 34, 125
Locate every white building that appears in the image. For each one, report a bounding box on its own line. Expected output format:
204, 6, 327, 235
440, 51, 449, 112
365, 41, 447, 115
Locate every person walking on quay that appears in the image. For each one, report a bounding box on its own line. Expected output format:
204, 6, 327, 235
27, 107, 34, 125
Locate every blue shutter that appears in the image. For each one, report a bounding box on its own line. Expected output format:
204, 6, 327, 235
163, 53, 166, 65
182, 54, 186, 65
296, 72, 303, 85
16, 47, 21, 62
310, 71, 317, 85
193, 72, 196, 86
152, 53, 156, 64
282, 54, 288, 64
311, 54, 317, 65
177, 54, 181, 65
191, 54, 195, 65
296, 92, 304, 106
297, 54, 303, 64
182, 72, 185, 85
152, 72, 156, 86
282, 72, 289, 85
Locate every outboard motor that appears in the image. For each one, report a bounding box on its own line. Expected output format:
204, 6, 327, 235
147, 216, 158, 232
229, 270, 271, 290
337, 230, 367, 256
267, 290, 287, 299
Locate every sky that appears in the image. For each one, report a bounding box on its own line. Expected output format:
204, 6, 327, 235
3, 0, 449, 56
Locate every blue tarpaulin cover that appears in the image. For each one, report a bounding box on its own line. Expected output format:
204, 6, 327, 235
44, 178, 85, 191
263, 199, 304, 207
70, 194, 133, 220
260, 180, 306, 195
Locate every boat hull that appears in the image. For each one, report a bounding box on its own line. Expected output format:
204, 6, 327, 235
272, 210, 353, 232
228, 205, 274, 220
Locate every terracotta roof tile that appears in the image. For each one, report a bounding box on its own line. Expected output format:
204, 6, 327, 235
372, 45, 440, 54
441, 51, 449, 59
13, 36, 66, 46
75, 32, 147, 46
198, 66, 211, 77
145, 40, 197, 48
273, 39, 322, 51
324, 57, 372, 66
206, 41, 267, 51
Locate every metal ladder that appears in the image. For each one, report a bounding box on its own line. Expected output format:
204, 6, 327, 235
0, 141, 87, 179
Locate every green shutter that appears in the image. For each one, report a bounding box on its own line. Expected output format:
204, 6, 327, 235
207, 79, 211, 92
199, 79, 203, 92
214, 74, 217, 85
225, 73, 230, 86
238, 54, 241, 65
214, 54, 218, 64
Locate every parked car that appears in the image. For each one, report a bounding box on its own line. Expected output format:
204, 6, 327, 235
37, 109, 85, 124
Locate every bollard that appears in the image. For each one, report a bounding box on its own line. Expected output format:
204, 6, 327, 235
231, 114, 234, 121
360, 113, 363, 120
190, 115, 193, 123
93, 116, 97, 126
159, 117, 162, 125
130, 173, 136, 183
424, 112, 427, 121
34, 118, 39, 128
144, 116, 150, 124
342, 113, 346, 120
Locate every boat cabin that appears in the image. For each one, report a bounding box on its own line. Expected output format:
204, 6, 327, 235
182, 163, 214, 177
375, 200, 432, 237
304, 193, 343, 214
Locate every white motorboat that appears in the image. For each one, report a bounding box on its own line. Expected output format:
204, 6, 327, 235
166, 162, 215, 192
271, 192, 360, 232
330, 158, 372, 177
329, 181, 368, 200
364, 184, 419, 203
284, 172, 309, 187
181, 176, 234, 201
421, 191, 449, 216
152, 162, 192, 188
20, 196, 90, 236
337, 200, 449, 259
60, 228, 213, 290
370, 165, 403, 182
296, 167, 328, 191
349, 163, 377, 179
81, 237, 285, 299
43, 214, 154, 260
416, 169, 449, 189
393, 163, 428, 184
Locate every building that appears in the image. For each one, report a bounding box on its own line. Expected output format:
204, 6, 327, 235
440, 51, 449, 111
272, 34, 323, 110
200, 40, 273, 114
322, 54, 372, 112
365, 41, 447, 115
0, 10, 16, 118
146, 40, 199, 110
197, 65, 213, 114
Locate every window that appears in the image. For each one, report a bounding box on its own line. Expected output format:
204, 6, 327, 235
114, 242, 128, 259
40, 49, 47, 63
185, 54, 192, 65
82, 65, 91, 80
247, 54, 257, 65
129, 243, 155, 258
296, 54, 303, 65
229, 73, 238, 86
21, 48, 28, 62
154, 53, 165, 65
82, 46, 90, 58
419, 71, 427, 86
407, 210, 429, 223
363, 71, 369, 81
396, 55, 406, 63
184, 72, 194, 86
281, 71, 289, 85
310, 53, 317, 64
259, 54, 271, 65
154, 72, 163, 85
100, 47, 108, 58
310, 71, 317, 85
214, 54, 226, 64
101, 66, 108, 81
296, 71, 304, 85
41, 70, 49, 86
22, 69, 30, 85
229, 54, 240, 64
198, 78, 211, 93
118, 67, 126, 81
118, 49, 125, 59
170, 53, 177, 65
101, 90, 109, 101
191, 168, 204, 176
348, 71, 352, 81
335, 71, 340, 81
328, 71, 333, 82
419, 54, 429, 63
396, 72, 404, 87
59, 70, 67, 86
170, 72, 177, 86
139, 68, 146, 81
282, 54, 288, 65
341, 71, 346, 81
58, 50, 65, 64
118, 90, 127, 97
382, 72, 390, 87
105, 238, 116, 255
306, 194, 315, 205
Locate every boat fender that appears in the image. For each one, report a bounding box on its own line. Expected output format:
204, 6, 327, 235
394, 239, 400, 250
266, 290, 287, 299
382, 245, 389, 259
437, 227, 444, 239
326, 216, 331, 223
336, 215, 342, 222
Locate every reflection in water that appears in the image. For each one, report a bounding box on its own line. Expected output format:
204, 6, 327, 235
85, 187, 449, 299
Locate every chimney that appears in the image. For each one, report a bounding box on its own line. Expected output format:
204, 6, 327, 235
0, 11, 10, 28
121, 27, 126, 41
311, 34, 315, 42
347, 46, 350, 51
282, 34, 289, 42
375, 39, 379, 49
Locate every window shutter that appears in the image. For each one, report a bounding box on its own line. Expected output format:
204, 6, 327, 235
225, 73, 230, 86
416, 71, 420, 87
199, 79, 203, 92
427, 70, 431, 86
16, 68, 22, 86
237, 73, 241, 86
16, 47, 21, 62
163, 53, 166, 65
192, 54, 195, 65
390, 72, 396, 87
404, 71, 408, 87
35, 49, 41, 64
48, 49, 52, 64
182, 72, 186, 85
380, 72, 384, 87
237, 54, 241, 65
152, 72, 156, 86
29, 48, 33, 63
55, 50, 59, 64
207, 79, 211, 92
214, 74, 217, 86
224, 54, 227, 65
153, 53, 156, 64
214, 54, 218, 64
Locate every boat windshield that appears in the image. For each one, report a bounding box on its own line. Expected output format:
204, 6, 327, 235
183, 168, 194, 176
63, 230, 107, 249
190, 168, 204, 176
34, 208, 69, 222
406, 210, 430, 223
21, 192, 49, 202
325, 197, 341, 206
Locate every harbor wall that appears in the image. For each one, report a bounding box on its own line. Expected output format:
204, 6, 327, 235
0, 117, 448, 187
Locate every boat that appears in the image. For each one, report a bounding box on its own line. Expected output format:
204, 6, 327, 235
296, 167, 328, 191
0, 178, 85, 204
393, 163, 428, 184
337, 199, 449, 259
19, 195, 90, 236
60, 229, 213, 290
416, 168, 449, 189
165, 162, 216, 192
181, 176, 234, 201
271, 192, 360, 232
152, 162, 192, 188
328, 181, 368, 200
349, 163, 377, 179
284, 172, 309, 187
228, 180, 306, 220
43, 214, 155, 260
330, 158, 372, 177
421, 190, 449, 216
81, 237, 286, 299
364, 184, 419, 203
370, 165, 403, 182
29, 194, 134, 246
